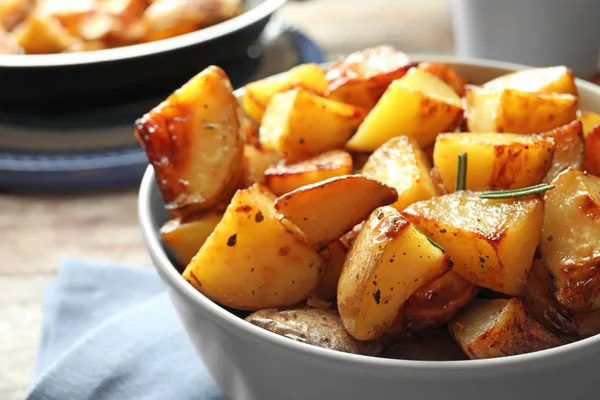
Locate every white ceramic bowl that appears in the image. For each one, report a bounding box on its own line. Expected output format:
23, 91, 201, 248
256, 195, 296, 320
138, 56, 600, 400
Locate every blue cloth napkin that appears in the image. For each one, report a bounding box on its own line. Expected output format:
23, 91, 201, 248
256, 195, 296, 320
26, 258, 227, 400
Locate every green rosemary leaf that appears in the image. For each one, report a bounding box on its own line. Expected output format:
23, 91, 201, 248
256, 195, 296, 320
455, 153, 468, 192
413, 225, 445, 253
478, 183, 555, 199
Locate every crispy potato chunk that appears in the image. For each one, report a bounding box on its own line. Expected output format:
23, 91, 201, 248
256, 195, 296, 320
338, 206, 453, 340
274, 175, 398, 248
260, 88, 366, 162
361, 136, 438, 211
465, 86, 578, 133
265, 150, 353, 196
0, 0, 32, 30
182, 184, 323, 311
13, 14, 76, 54
243, 64, 328, 123
135, 66, 244, 218
540, 168, 600, 311
433, 133, 555, 191
325, 46, 412, 110
483, 66, 577, 95
246, 307, 387, 356
404, 271, 477, 332
346, 67, 463, 151
417, 62, 468, 96
315, 240, 347, 301
583, 124, 600, 177
160, 213, 222, 266
449, 298, 563, 359
404, 191, 543, 296
383, 328, 467, 361
538, 120, 584, 183
579, 111, 600, 136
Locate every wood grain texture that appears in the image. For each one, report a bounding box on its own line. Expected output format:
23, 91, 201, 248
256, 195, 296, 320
0, 1, 451, 398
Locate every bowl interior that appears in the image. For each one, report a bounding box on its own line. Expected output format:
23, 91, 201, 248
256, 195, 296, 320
139, 56, 600, 369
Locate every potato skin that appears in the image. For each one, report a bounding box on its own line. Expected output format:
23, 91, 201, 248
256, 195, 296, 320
274, 175, 398, 248
540, 167, 600, 311
182, 184, 323, 311
449, 298, 563, 359
404, 191, 543, 296
265, 150, 353, 196
326, 45, 412, 110
246, 307, 388, 356
135, 66, 244, 218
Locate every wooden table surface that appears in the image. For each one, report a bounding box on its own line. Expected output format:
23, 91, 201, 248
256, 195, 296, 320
0, 1, 452, 398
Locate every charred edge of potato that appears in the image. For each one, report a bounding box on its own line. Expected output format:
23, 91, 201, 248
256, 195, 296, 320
555, 260, 600, 311
584, 123, 600, 177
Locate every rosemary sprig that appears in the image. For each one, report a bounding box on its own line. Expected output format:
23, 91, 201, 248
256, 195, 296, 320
455, 153, 468, 192
413, 225, 445, 253
478, 183, 555, 199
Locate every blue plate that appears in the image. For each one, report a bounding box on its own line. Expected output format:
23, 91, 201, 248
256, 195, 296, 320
0, 23, 325, 193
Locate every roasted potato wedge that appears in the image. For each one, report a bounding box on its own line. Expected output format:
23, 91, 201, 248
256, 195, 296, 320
362, 136, 438, 211
0, 0, 32, 31
265, 150, 353, 196
579, 111, 600, 136
243, 63, 328, 124
433, 133, 555, 191
246, 307, 388, 356
404, 191, 543, 296
338, 206, 453, 340
135, 66, 244, 218
346, 67, 463, 151
315, 240, 347, 301
417, 62, 468, 96
326, 46, 412, 110
404, 271, 477, 332
160, 213, 222, 267
13, 14, 76, 54
538, 120, 584, 183
182, 184, 323, 311
274, 175, 398, 248
383, 328, 467, 361
465, 86, 578, 133
260, 88, 366, 162
583, 123, 600, 177
540, 168, 600, 311
483, 66, 577, 95
449, 298, 562, 359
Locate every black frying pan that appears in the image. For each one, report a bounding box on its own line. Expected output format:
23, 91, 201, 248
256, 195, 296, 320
0, 0, 286, 113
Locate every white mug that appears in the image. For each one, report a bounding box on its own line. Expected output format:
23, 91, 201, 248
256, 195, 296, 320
450, 0, 600, 78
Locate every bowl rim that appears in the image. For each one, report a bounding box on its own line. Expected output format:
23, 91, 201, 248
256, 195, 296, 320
0, 0, 286, 68
139, 54, 600, 371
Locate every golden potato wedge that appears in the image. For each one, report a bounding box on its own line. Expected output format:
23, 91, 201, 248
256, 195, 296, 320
361, 136, 438, 211
315, 240, 348, 301
243, 63, 328, 123
540, 167, 600, 311
246, 307, 388, 356
404, 271, 477, 332
483, 66, 577, 95
404, 191, 543, 296
0, 0, 32, 30
325, 46, 412, 110
433, 133, 555, 191
449, 298, 563, 359
182, 184, 323, 311
160, 213, 222, 267
579, 111, 600, 136
13, 14, 76, 54
346, 67, 463, 151
465, 86, 578, 133
260, 88, 366, 162
265, 150, 353, 196
274, 175, 398, 248
538, 120, 584, 183
417, 62, 468, 96
383, 328, 467, 361
338, 206, 453, 340
583, 124, 600, 177
134, 66, 244, 218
